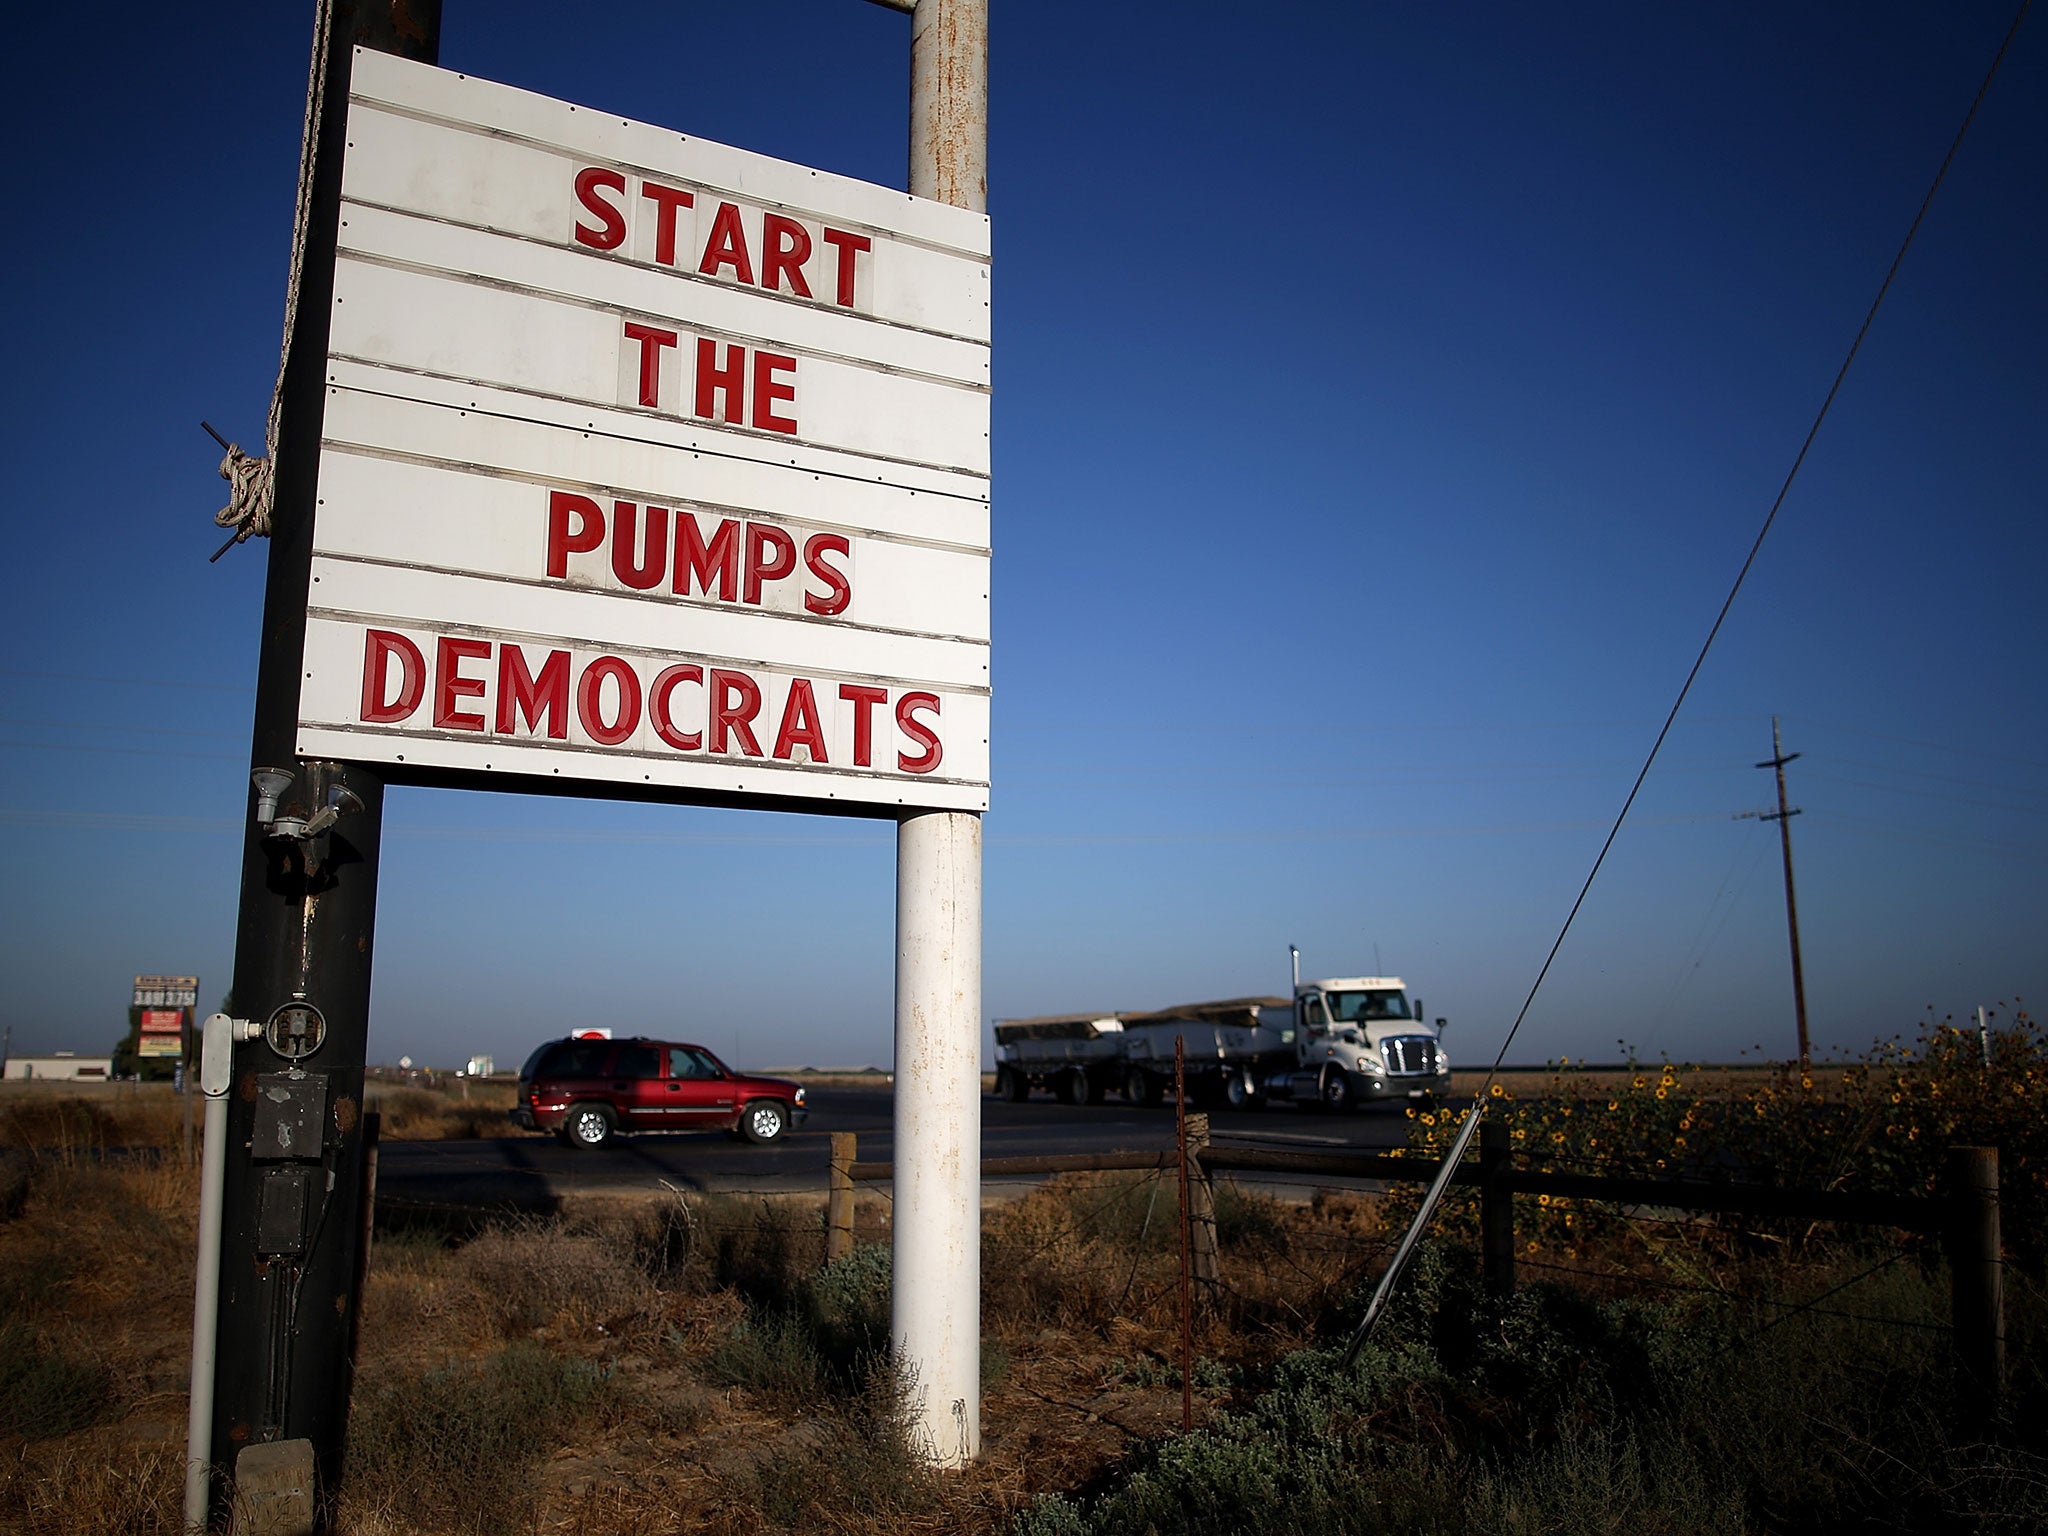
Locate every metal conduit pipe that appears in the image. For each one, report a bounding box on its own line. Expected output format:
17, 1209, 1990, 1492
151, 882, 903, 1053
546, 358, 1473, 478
185, 1012, 259, 1536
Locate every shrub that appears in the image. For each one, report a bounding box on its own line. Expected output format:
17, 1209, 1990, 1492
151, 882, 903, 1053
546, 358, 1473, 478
1011, 1239, 2048, 1536
1400, 1010, 2048, 1267
347, 1342, 621, 1534
449, 1222, 653, 1337
0, 1321, 116, 1440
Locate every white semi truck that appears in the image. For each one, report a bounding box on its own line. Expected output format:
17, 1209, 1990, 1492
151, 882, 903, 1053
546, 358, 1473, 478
993, 953, 1450, 1112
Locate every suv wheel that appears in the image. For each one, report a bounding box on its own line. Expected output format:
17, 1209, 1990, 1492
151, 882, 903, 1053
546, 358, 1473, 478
740, 1100, 787, 1145
566, 1103, 615, 1148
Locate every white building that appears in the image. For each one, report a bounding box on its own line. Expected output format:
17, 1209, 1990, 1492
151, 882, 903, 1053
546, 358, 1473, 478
4, 1054, 115, 1081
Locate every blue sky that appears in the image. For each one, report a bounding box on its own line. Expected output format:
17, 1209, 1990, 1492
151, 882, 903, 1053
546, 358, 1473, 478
2, 2, 2041, 1073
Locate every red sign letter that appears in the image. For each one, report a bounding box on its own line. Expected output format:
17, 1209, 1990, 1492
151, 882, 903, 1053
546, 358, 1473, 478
650, 664, 704, 751
895, 692, 943, 774
610, 501, 669, 591
573, 168, 627, 251
708, 669, 764, 756
697, 201, 755, 285
624, 322, 678, 409
838, 683, 887, 767
360, 629, 425, 724
695, 339, 746, 424
640, 180, 694, 266
822, 227, 871, 307
497, 647, 570, 739
675, 513, 740, 601
743, 522, 796, 605
773, 679, 828, 763
803, 534, 852, 616
546, 491, 606, 579
434, 637, 492, 732
752, 351, 797, 435
577, 656, 643, 746
761, 214, 813, 298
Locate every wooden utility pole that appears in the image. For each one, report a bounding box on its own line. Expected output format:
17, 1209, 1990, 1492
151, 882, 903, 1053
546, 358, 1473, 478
207, 3, 440, 1527
1756, 716, 1811, 1072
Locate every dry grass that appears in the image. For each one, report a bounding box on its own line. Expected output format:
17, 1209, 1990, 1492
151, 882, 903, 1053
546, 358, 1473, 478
7, 1086, 2030, 1534
365, 1077, 518, 1140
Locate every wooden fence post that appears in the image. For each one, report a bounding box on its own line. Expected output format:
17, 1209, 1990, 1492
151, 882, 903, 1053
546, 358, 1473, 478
1186, 1112, 1220, 1295
1945, 1144, 2003, 1423
1480, 1118, 1514, 1295
827, 1131, 856, 1262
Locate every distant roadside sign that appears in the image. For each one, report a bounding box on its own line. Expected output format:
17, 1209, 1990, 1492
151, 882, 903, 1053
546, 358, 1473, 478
133, 976, 199, 1009
297, 52, 992, 815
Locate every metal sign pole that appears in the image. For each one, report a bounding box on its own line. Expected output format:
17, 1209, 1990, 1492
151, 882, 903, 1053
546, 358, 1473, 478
893, 0, 988, 1468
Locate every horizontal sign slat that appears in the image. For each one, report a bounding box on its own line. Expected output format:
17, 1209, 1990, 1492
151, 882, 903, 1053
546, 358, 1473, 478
309, 557, 988, 689
298, 617, 990, 809
342, 101, 990, 342
348, 49, 989, 258
323, 360, 989, 514
313, 448, 989, 643
330, 258, 990, 475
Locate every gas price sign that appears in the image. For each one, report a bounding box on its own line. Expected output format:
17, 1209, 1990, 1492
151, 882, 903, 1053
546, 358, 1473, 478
297, 51, 991, 813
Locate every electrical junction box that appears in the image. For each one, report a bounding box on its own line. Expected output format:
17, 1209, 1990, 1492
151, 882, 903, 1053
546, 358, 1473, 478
256, 1166, 317, 1257
251, 1073, 328, 1162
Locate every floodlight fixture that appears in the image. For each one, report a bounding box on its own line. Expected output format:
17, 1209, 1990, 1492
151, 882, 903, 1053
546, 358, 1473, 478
251, 767, 296, 828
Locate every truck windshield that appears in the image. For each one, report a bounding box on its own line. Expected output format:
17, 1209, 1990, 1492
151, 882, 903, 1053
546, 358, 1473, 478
1326, 989, 1410, 1023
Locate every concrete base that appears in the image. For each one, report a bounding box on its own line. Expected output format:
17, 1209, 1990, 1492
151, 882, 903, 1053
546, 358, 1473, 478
234, 1438, 316, 1536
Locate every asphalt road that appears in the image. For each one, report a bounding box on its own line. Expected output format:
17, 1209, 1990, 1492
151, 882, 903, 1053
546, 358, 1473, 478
376, 1083, 1428, 1212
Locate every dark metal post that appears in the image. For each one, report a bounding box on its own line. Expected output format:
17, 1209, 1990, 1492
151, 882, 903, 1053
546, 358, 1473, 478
210, 2, 439, 1522
1480, 1118, 1514, 1295
1174, 1036, 1194, 1432
1757, 716, 1811, 1071
1945, 1145, 2004, 1427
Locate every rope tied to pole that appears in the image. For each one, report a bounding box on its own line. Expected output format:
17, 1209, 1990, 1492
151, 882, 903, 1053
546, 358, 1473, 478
202, 0, 332, 560
213, 443, 275, 547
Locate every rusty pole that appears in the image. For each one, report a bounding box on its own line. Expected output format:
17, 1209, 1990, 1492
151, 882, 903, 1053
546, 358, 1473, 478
208, 3, 439, 1524
1175, 1035, 1194, 1432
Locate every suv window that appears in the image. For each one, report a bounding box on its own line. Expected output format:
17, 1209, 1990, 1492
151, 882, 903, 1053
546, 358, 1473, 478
537, 1040, 611, 1078
615, 1044, 661, 1079
668, 1046, 724, 1080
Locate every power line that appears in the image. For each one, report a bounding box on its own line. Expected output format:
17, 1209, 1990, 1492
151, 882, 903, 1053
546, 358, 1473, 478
1340, 0, 2033, 1362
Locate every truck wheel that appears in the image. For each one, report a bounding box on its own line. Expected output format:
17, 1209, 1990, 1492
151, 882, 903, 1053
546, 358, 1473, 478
1124, 1068, 1160, 1107
1059, 1070, 1102, 1107
996, 1065, 1029, 1102
1319, 1069, 1354, 1113
1221, 1072, 1250, 1110
566, 1103, 615, 1148
739, 1100, 787, 1145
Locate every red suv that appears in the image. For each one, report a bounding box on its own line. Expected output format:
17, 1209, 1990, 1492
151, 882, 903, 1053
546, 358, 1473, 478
511, 1037, 807, 1148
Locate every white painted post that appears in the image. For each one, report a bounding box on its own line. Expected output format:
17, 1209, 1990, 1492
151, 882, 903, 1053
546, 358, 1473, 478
893, 809, 983, 1464
893, 0, 987, 1471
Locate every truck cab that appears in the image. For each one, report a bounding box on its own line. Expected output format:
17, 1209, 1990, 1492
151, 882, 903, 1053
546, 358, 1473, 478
1276, 976, 1451, 1109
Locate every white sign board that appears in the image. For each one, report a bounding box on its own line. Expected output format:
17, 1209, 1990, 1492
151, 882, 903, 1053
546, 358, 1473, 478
297, 51, 991, 813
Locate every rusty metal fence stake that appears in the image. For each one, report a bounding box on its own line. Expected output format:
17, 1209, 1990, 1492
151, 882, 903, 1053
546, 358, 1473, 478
1175, 1037, 1194, 1432
828, 1132, 857, 1263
